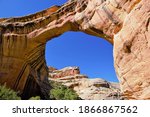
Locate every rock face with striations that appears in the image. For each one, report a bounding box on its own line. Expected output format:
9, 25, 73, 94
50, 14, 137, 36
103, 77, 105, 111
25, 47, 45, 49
48, 66, 81, 78
0, 0, 149, 99
49, 66, 121, 100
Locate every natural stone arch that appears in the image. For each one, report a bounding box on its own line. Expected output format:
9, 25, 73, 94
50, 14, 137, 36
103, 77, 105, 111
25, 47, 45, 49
0, 0, 149, 99
45, 31, 117, 82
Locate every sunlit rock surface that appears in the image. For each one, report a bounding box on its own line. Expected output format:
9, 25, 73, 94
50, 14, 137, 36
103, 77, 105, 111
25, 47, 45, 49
0, 0, 149, 99
49, 66, 121, 100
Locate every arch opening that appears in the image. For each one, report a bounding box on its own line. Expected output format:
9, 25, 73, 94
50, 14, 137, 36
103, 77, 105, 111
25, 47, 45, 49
46, 31, 118, 82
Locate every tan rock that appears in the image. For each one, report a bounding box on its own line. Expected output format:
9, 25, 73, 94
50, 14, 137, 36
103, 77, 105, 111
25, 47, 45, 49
49, 66, 81, 79
48, 66, 57, 72
49, 66, 121, 100
50, 77, 121, 100
114, 0, 150, 99
0, 0, 149, 99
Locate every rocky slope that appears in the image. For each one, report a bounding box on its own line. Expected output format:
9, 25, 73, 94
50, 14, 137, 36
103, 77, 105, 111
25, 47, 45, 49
0, 0, 149, 99
48, 66, 121, 100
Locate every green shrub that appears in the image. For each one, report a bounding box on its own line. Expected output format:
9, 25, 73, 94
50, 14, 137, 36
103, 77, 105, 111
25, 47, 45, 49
50, 81, 81, 100
0, 85, 21, 100
29, 96, 41, 100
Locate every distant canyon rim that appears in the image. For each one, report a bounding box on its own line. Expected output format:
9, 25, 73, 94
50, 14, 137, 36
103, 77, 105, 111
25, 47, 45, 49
0, 0, 150, 99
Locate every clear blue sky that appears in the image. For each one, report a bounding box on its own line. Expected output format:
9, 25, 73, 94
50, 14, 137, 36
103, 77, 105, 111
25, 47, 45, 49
0, 0, 118, 82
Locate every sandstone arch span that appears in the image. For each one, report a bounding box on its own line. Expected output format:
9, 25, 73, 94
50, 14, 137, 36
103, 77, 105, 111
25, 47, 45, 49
0, 0, 149, 99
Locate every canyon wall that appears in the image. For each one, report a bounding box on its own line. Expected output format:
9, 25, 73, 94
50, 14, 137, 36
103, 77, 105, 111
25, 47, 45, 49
0, 0, 149, 99
48, 66, 121, 100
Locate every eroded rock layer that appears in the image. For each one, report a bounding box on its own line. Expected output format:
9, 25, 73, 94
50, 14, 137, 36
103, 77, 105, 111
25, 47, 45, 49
49, 66, 121, 100
114, 0, 150, 99
0, 0, 149, 99
48, 66, 81, 78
